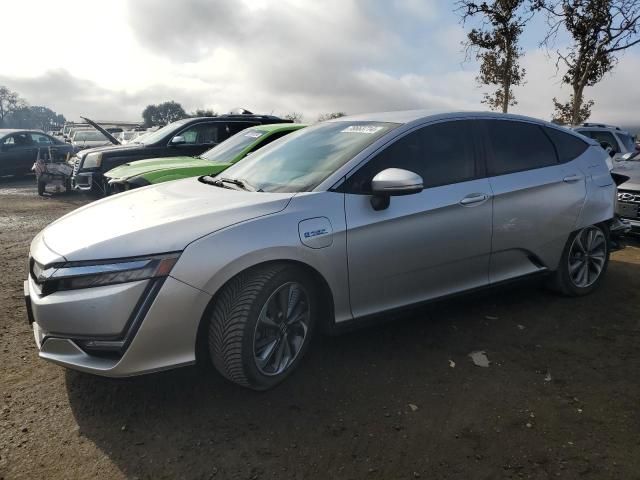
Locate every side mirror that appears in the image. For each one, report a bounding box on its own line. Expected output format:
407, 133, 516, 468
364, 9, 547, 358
170, 135, 186, 146
370, 168, 423, 211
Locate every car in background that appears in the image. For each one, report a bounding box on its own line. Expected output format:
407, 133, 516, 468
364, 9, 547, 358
104, 123, 306, 192
613, 150, 640, 231
573, 123, 637, 161
70, 113, 292, 195
115, 131, 141, 144
26, 111, 617, 390
0, 130, 73, 176
70, 130, 114, 152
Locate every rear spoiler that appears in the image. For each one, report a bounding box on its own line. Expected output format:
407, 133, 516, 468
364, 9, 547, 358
80, 116, 121, 145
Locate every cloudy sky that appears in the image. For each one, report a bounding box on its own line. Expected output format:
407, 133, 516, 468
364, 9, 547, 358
1, 0, 638, 125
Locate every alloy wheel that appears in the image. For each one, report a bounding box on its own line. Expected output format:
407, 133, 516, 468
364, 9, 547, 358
253, 282, 310, 376
568, 227, 607, 288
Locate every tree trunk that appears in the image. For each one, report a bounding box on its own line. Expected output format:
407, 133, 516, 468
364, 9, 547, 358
571, 84, 584, 126
502, 83, 510, 113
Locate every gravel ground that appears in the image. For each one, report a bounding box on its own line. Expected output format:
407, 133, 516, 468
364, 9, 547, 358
1, 176, 640, 480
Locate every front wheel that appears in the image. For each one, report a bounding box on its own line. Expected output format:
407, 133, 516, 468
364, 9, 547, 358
208, 264, 317, 390
549, 225, 610, 296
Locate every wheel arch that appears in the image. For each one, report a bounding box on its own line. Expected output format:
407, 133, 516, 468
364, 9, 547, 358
194, 259, 336, 365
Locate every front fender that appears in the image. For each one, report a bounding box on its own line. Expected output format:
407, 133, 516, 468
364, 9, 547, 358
170, 191, 352, 324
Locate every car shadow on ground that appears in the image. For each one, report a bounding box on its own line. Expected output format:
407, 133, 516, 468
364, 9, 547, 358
65, 252, 640, 479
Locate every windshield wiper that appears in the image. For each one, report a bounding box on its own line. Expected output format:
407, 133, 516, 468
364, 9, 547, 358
217, 177, 262, 192
200, 175, 232, 189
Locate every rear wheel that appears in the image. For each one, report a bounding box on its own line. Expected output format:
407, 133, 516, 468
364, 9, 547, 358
208, 264, 316, 390
549, 225, 609, 296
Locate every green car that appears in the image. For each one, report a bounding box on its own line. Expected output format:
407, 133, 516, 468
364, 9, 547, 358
104, 123, 306, 192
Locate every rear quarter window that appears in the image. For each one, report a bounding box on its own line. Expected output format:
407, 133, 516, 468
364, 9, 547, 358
484, 120, 558, 176
543, 127, 588, 163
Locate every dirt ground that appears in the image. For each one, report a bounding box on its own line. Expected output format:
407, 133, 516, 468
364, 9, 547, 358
1, 176, 640, 480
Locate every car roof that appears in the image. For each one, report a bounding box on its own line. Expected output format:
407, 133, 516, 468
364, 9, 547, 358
329, 110, 561, 127
0, 129, 46, 135
573, 123, 630, 135
253, 123, 307, 133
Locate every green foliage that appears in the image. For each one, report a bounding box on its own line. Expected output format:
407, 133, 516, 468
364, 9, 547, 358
541, 0, 640, 125
191, 109, 218, 117
6, 106, 66, 131
459, 0, 532, 112
142, 101, 188, 127
551, 96, 594, 125
0, 85, 26, 126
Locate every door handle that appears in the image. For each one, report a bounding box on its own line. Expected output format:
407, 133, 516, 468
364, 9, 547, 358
459, 193, 489, 206
563, 174, 583, 183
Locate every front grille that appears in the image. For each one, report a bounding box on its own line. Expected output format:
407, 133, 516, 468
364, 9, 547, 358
617, 190, 640, 204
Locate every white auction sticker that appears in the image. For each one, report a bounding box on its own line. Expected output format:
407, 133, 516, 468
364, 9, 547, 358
244, 131, 263, 138
341, 125, 383, 134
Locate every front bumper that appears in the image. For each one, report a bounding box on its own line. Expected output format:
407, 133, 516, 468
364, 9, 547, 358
25, 272, 212, 377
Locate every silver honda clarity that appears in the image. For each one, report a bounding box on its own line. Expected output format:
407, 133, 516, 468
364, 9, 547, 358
25, 111, 616, 390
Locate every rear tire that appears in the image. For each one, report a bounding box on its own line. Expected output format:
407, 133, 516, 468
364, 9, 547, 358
208, 264, 317, 390
549, 224, 610, 296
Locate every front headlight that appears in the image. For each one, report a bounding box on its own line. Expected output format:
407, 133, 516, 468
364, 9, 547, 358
83, 152, 103, 169
31, 253, 180, 294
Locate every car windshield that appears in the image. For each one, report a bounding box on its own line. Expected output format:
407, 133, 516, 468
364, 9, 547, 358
74, 131, 107, 141
216, 121, 398, 193
200, 128, 267, 163
133, 121, 188, 145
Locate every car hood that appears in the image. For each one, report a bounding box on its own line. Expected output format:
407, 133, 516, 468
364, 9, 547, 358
613, 162, 640, 190
73, 140, 112, 147
36, 178, 295, 262
77, 142, 147, 158
105, 156, 211, 179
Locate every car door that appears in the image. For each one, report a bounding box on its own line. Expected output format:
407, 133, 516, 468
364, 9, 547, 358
341, 119, 493, 318
481, 119, 587, 283
0, 133, 36, 175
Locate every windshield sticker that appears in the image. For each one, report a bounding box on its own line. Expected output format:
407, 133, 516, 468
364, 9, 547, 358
341, 125, 383, 134
244, 131, 263, 138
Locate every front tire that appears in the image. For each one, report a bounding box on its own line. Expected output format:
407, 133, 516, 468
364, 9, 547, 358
208, 264, 317, 390
549, 225, 610, 296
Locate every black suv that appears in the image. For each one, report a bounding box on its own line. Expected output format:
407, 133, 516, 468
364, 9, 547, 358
71, 114, 291, 194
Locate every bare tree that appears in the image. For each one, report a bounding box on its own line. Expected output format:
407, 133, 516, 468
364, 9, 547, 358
458, 0, 534, 112
283, 112, 304, 123
540, 0, 640, 125
317, 112, 346, 122
0, 86, 25, 126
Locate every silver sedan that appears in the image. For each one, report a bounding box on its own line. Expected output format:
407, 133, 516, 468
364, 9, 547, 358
25, 110, 616, 390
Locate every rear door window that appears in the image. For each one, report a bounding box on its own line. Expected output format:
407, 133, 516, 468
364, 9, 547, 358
543, 127, 588, 163
484, 120, 557, 176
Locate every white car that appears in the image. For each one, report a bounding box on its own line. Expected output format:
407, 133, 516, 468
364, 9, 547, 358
573, 123, 637, 162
